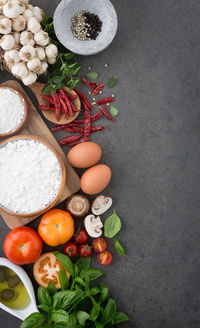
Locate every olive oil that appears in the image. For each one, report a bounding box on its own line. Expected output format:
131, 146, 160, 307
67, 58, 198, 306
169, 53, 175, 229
0, 266, 30, 310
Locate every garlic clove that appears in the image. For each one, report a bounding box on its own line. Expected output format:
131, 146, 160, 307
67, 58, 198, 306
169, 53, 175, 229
0, 34, 15, 50
45, 43, 58, 59
27, 57, 41, 73
35, 46, 45, 60
4, 49, 20, 67
0, 15, 11, 34
32, 6, 43, 23
22, 71, 37, 85
34, 30, 49, 46
19, 45, 35, 61
36, 60, 48, 75
47, 57, 56, 65
12, 61, 28, 78
20, 30, 34, 46
3, 0, 25, 19
12, 14, 26, 32
27, 16, 40, 34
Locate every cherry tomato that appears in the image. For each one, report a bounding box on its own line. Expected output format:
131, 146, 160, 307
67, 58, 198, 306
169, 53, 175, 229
74, 229, 89, 244
92, 238, 107, 253
4, 227, 43, 265
64, 242, 78, 258
33, 252, 70, 289
79, 244, 92, 258
38, 209, 74, 246
98, 251, 113, 265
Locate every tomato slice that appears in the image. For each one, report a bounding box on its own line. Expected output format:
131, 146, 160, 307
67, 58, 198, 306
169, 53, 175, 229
33, 252, 70, 289
98, 251, 112, 265
92, 238, 107, 253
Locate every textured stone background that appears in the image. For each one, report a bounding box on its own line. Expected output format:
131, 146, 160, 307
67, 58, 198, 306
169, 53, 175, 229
1, 1, 200, 327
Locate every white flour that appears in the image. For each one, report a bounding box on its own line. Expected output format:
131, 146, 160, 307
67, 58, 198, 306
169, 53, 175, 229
0, 88, 25, 134
0, 139, 62, 214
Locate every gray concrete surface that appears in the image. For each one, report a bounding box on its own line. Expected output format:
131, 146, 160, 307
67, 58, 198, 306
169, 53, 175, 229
0, 0, 200, 327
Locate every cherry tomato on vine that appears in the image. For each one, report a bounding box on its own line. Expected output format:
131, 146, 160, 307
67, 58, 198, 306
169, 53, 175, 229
74, 229, 89, 244
98, 251, 113, 265
64, 242, 78, 258
79, 244, 92, 258
92, 238, 107, 253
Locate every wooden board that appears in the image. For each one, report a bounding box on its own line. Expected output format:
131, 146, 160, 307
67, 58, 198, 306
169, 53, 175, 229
0, 80, 80, 229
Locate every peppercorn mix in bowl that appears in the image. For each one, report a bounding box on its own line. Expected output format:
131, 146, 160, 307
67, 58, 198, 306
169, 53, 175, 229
53, 0, 118, 55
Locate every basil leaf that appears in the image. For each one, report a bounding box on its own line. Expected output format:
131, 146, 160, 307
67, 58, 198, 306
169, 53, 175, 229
101, 298, 116, 324
51, 75, 64, 83
99, 283, 109, 304
110, 106, 119, 116
38, 304, 50, 313
77, 311, 90, 325
108, 76, 117, 88
68, 313, 77, 325
81, 268, 105, 281
104, 210, 122, 238
51, 310, 69, 323
74, 264, 80, 277
47, 281, 57, 297
90, 299, 101, 322
75, 277, 85, 287
39, 324, 49, 328
38, 287, 52, 307
113, 311, 131, 324
95, 322, 104, 328
114, 238, 125, 255
86, 72, 98, 80
59, 270, 69, 290
88, 286, 101, 296
20, 313, 45, 328
54, 252, 74, 277
53, 290, 82, 310
76, 256, 91, 272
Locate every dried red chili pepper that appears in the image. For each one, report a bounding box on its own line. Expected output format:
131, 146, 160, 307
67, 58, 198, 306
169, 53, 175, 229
64, 127, 75, 133
69, 94, 78, 100
97, 97, 114, 105
39, 105, 55, 111
68, 125, 84, 134
74, 89, 92, 110
91, 111, 102, 122
81, 77, 98, 88
58, 89, 73, 117
59, 134, 82, 146
51, 124, 68, 132
40, 94, 54, 104
68, 136, 89, 147
82, 100, 91, 138
92, 83, 104, 95
52, 93, 61, 121
57, 94, 68, 116
91, 126, 106, 132
71, 102, 79, 113
100, 105, 117, 122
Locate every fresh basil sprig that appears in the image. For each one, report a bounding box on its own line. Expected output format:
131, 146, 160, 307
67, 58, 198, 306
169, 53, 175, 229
104, 210, 122, 238
114, 238, 125, 256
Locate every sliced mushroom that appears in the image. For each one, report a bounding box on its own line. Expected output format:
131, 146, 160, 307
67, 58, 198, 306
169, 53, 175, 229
66, 194, 90, 218
91, 195, 113, 216
84, 214, 103, 238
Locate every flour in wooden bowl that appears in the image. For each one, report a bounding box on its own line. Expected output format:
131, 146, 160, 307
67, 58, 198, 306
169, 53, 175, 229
0, 88, 25, 134
0, 138, 62, 215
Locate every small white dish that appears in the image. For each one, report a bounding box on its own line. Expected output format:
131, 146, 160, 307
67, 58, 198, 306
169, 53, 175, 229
0, 258, 38, 321
53, 0, 118, 55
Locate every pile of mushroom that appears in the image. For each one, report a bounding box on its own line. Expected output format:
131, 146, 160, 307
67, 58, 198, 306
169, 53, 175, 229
0, 0, 58, 85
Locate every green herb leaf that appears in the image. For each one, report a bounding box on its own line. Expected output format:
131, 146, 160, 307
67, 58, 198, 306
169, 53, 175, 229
41, 84, 52, 94
104, 210, 122, 238
99, 283, 109, 304
20, 313, 45, 328
38, 287, 52, 307
108, 76, 117, 88
77, 311, 90, 325
88, 286, 101, 296
38, 304, 51, 313
86, 72, 98, 80
76, 256, 91, 272
74, 277, 85, 287
68, 313, 77, 325
101, 298, 116, 324
53, 290, 82, 310
81, 268, 105, 281
95, 322, 104, 328
113, 311, 131, 324
50, 75, 64, 84
51, 310, 69, 323
90, 299, 101, 322
114, 238, 125, 255
74, 264, 80, 277
39, 324, 49, 328
54, 252, 74, 277
59, 270, 69, 290
63, 53, 75, 60
110, 106, 119, 116
47, 281, 57, 297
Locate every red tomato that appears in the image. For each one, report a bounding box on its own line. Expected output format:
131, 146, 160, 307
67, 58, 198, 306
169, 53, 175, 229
64, 242, 78, 258
4, 227, 43, 265
92, 238, 107, 253
98, 251, 113, 265
74, 229, 89, 244
79, 244, 92, 258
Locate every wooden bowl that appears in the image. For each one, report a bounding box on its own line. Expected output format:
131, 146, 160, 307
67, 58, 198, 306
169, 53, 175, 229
0, 86, 30, 138
29, 82, 81, 125
0, 135, 66, 218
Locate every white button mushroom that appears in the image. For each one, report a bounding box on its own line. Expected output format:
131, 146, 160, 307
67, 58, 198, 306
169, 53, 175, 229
0, 34, 15, 49
35, 46, 45, 60
45, 44, 58, 59
0, 16, 11, 34
91, 196, 113, 216
3, 0, 25, 18
12, 14, 26, 31
34, 30, 49, 46
23, 9, 33, 21
4, 49, 20, 67
22, 71, 37, 85
84, 214, 104, 238
20, 30, 34, 46
27, 16, 40, 34
11, 61, 28, 78
27, 57, 41, 72
32, 6, 43, 23
19, 45, 35, 61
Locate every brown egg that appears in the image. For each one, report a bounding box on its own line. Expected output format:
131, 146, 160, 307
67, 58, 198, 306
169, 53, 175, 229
80, 164, 112, 195
67, 141, 102, 168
